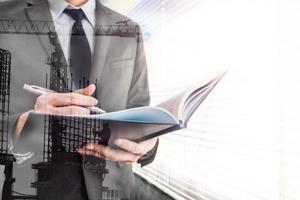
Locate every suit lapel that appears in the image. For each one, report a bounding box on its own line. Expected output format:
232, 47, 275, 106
24, 0, 54, 58
25, 0, 71, 90
90, 2, 113, 88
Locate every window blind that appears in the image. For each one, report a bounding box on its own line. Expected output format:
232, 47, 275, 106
103, 0, 300, 199
120, 0, 300, 200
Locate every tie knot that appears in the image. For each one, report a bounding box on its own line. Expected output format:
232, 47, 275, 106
64, 8, 85, 22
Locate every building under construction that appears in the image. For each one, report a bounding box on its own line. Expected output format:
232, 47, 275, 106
0, 48, 15, 200
30, 31, 120, 200
0, 19, 141, 200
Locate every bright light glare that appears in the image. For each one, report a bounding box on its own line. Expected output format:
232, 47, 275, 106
128, 0, 300, 200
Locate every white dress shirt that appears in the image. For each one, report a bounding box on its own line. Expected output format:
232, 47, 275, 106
48, 0, 96, 63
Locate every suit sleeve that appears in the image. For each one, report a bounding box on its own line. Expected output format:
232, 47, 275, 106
137, 139, 159, 167
126, 26, 150, 109
6, 113, 43, 165
126, 26, 158, 166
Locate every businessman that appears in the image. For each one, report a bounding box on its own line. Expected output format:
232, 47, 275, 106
0, 0, 158, 199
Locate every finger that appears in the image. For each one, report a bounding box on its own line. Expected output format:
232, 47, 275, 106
45, 93, 98, 107
77, 148, 104, 158
77, 148, 95, 156
75, 84, 96, 96
79, 144, 139, 162
113, 139, 146, 155
139, 138, 158, 152
49, 105, 90, 116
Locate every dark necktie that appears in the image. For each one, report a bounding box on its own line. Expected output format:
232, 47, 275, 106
64, 8, 92, 88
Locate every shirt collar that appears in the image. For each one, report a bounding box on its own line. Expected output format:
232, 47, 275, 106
48, 0, 96, 27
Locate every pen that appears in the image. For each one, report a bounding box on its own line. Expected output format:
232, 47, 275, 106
23, 84, 106, 114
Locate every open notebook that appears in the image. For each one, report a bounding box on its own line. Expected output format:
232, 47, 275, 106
34, 71, 226, 142
85, 71, 225, 127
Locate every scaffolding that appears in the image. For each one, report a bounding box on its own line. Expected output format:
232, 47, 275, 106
0, 48, 17, 200
0, 48, 11, 154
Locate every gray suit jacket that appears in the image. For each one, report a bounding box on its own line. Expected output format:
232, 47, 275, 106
0, 0, 151, 199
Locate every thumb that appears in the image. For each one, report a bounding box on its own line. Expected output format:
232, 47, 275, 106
75, 84, 96, 96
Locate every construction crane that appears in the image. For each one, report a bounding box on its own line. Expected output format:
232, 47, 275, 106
0, 19, 133, 200
0, 19, 140, 38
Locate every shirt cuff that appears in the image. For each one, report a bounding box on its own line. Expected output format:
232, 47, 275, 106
137, 138, 159, 167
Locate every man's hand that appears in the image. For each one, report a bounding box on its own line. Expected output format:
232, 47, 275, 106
34, 84, 98, 116
77, 138, 158, 164
13, 84, 98, 143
